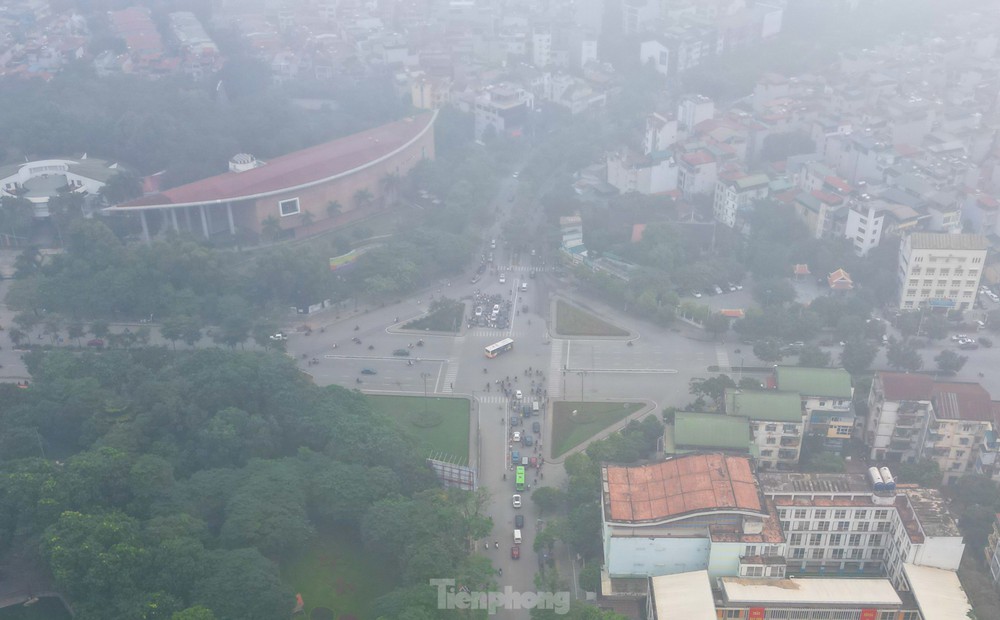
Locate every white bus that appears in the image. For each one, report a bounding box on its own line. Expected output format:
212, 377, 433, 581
485, 338, 514, 358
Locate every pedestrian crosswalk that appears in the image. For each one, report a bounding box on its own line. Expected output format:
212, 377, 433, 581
442, 364, 459, 393
476, 394, 509, 405
470, 328, 523, 338
548, 341, 564, 398
715, 344, 731, 371
440, 336, 465, 393
498, 265, 543, 273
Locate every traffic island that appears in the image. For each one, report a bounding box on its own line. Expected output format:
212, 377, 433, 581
553, 300, 629, 338
551, 401, 645, 457
400, 298, 465, 333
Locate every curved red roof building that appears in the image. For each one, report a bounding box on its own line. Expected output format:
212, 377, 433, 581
106, 111, 437, 241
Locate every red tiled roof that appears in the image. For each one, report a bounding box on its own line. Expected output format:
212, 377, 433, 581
682, 151, 715, 167
878, 371, 934, 401
811, 189, 844, 205
604, 454, 763, 523
793, 263, 811, 275
115, 112, 435, 209
824, 175, 853, 194
932, 381, 994, 421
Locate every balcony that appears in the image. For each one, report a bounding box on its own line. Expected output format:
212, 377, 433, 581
781, 437, 801, 447
896, 414, 921, 427
778, 449, 799, 460
889, 439, 913, 450
740, 555, 787, 565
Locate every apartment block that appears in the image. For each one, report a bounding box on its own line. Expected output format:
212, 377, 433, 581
761, 473, 964, 587
866, 372, 995, 484
713, 170, 770, 228
897, 232, 988, 311
725, 390, 805, 470
773, 366, 855, 448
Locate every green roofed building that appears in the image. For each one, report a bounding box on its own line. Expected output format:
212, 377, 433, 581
774, 366, 855, 452
664, 412, 754, 456
774, 366, 853, 400
725, 390, 805, 471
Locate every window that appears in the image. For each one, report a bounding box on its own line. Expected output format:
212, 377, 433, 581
855, 510, 867, 519
834, 510, 846, 519
766, 437, 777, 444
745, 545, 757, 556
829, 534, 842, 546
817, 521, 830, 531
783, 424, 798, 433
955, 450, 965, 458
811, 548, 824, 559
870, 548, 885, 559
831, 548, 845, 559
960, 437, 970, 446
792, 548, 805, 559
779, 509, 788, 519
915, 256, 923, 262
793, 509, 807, 519
790, 534, 803, 545
850, 548, 864, 559
951, 280, 961, 287
855, 521, 869, 532
809, 533, 824, 545
922, 279, 933, 286
940, 268, 950, 276
814, 510, 827, 519
874, 510, 888, 519
848, 534, 862, 546
937, 280, 946, 287
278, 197, 301, 217
766, 424, 778, 432
744, 566, 763, 577
973, 257, 982, 264
795, 521, 809, 530
837, 521, 850, 531
869, 534, 883, 546
658, 51, 667, 65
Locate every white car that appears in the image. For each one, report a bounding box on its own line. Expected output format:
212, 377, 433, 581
693, 292, 702, 298
269, 333, 288, 341
512, 431, 521, 442
515, 389, 523, 400
512, 494, 522, 508
499, 274, 506, 283
475, 306, 483, 317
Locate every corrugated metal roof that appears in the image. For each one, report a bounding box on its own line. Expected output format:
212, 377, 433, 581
775, 366, 853, 399
674, 412, 750, 451
908, 232, 988, 251
725, 390, 804, 423
603, 454, 763, 524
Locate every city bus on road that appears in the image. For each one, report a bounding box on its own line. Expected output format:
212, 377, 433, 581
515, 466, 525, 491
485, 338, 514, 358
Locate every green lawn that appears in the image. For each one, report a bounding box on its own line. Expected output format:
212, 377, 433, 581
554, 301, 628, 337
0, 598, 71, 620
403, 301, 465, 333
282, 529, 393, 620
552, 401, 645, 457
366, 394, 470, 462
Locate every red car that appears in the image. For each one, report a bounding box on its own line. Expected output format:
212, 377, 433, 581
511, 545, 520, 560
86, 339, 105, 348
530, 457, 538, 468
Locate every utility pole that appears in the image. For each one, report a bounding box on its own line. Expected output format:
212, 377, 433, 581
421, 372, 430, 411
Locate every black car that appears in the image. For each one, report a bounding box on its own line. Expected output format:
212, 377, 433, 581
532, 421, 541, 433
515, 514, 524, 528
361, 368, 377, 375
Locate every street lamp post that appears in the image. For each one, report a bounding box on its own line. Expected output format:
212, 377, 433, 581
420, 372, 430, 412
577, 370, 588, 401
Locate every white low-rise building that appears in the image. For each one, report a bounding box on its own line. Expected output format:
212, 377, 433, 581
897, 232, 988, 311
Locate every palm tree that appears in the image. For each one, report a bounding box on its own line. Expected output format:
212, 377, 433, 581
261, 215, 282, 242
353, 188, 374, 210
300, 210, 315, 227
326, 200, 343, 220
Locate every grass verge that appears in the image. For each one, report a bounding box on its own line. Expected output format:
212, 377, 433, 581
403, 300, 465, 333
554, 301, 628, 337
552, 401, 644, 457
282, 528, 393, 619
366, 394, 470, 461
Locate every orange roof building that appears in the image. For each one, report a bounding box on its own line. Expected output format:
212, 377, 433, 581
106, 111, 437, 243
828, 268, 854, 290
